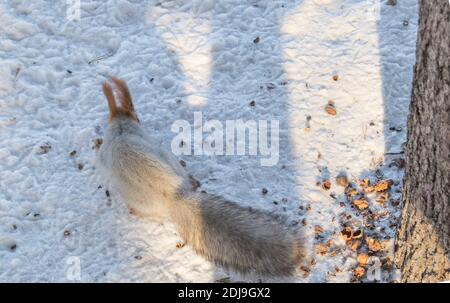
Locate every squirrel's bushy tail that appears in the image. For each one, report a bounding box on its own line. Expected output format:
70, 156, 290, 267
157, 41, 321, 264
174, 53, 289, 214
168, 192, 304, 275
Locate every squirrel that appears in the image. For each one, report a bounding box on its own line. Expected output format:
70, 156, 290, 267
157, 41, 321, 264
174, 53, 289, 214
97, 77, 304, 276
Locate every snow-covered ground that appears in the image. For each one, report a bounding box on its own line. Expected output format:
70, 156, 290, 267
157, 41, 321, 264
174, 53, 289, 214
0, 0, 418, 282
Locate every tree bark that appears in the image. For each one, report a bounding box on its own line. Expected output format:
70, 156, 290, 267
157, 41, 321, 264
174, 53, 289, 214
394, 1, 450, 282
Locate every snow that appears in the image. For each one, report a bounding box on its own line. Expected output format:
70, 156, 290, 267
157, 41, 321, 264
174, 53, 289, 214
0, 0, 418, 282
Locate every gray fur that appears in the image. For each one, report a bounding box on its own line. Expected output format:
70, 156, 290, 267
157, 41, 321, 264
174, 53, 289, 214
97, 115, 303, 275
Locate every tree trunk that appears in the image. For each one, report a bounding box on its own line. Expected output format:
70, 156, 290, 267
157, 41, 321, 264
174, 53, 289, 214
394, 1, 450, 282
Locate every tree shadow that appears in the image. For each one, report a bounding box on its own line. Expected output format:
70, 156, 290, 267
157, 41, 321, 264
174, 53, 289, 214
375, 0, 422, 281
204, 0, 307, 283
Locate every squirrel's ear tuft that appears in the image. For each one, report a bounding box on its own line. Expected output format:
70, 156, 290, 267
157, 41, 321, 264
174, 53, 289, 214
108, 77, 139, 123
102, 82, 117, 122
110, 77, 134, 112
102, 77, 139, 123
